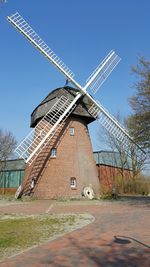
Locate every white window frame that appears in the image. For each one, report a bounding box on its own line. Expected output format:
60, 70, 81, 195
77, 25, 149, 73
69, 127, 75, 136
50, 148, 57, 158
70, 177, 77, 189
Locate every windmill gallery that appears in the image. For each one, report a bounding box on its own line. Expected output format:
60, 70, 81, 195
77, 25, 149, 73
6, 12, 144, 199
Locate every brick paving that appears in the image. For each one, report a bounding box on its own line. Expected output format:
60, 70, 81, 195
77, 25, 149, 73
0, 198, 150, 267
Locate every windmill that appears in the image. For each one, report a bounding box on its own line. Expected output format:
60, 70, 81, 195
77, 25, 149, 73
7, 12, 145, 199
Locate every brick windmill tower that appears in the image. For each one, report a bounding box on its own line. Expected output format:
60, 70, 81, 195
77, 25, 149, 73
7, 13, 145, 199
22, 86, 100, 199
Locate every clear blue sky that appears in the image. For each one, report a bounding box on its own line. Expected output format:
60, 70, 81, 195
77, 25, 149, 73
0, 0, 150, 151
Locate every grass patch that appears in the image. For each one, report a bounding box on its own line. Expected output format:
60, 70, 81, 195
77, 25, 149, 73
0, 214, 76, 261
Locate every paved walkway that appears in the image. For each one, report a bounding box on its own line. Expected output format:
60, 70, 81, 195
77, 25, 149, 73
0, 198, 150, 267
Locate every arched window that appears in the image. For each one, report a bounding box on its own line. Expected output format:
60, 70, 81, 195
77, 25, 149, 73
50, 148, 57, 158
70, 177, 77, 189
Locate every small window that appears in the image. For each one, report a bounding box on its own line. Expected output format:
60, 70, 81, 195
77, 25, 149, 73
50, 148, 57, 158
69, 127, 75, 136
70, 177, 77, 189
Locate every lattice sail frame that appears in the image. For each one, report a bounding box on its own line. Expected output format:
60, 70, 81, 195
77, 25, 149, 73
7, 12, 145, 164
84, 50, 121, 94
7, 12, 74, 80
88, 102, 143, 158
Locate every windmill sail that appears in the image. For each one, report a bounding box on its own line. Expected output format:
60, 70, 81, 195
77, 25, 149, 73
7, 12, 120, 94
7, 12, 145, 164
7, 12, 74, 81
88, 99, 145, 157
15, 93, 81, 165
84, 50, 121, 93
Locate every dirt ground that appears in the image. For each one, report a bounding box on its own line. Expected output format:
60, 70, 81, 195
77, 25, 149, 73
0, 196, 150, 267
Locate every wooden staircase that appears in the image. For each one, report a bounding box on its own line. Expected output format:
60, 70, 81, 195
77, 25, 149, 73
21, 122, 66, 197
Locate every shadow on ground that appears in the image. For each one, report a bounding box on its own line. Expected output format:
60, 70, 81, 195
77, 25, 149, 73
41, 235, 150, 267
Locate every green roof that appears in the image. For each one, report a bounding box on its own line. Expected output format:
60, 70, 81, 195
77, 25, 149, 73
94, 151, 132, 170
0, 151, 132, 172
0, 159, 26, 171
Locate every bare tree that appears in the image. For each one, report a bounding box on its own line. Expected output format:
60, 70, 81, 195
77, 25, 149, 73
98, 126, 129, 191
128, 57, 150, 153
98, 113, 147, 194
0, 129, 17, 170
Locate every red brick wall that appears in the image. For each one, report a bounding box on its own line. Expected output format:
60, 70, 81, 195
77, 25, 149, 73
97, 164, 132, 193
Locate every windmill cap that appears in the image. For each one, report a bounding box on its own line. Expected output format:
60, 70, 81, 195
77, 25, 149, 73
30, 86, 95, 127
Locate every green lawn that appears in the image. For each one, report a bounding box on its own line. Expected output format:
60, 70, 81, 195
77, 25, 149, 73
0, 214, 76, 261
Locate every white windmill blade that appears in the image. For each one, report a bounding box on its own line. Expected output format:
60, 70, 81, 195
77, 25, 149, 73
84, 50, 121, 93
7, 12, 75, 82
15, 93, 81, 165
87, 97, 145, 157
